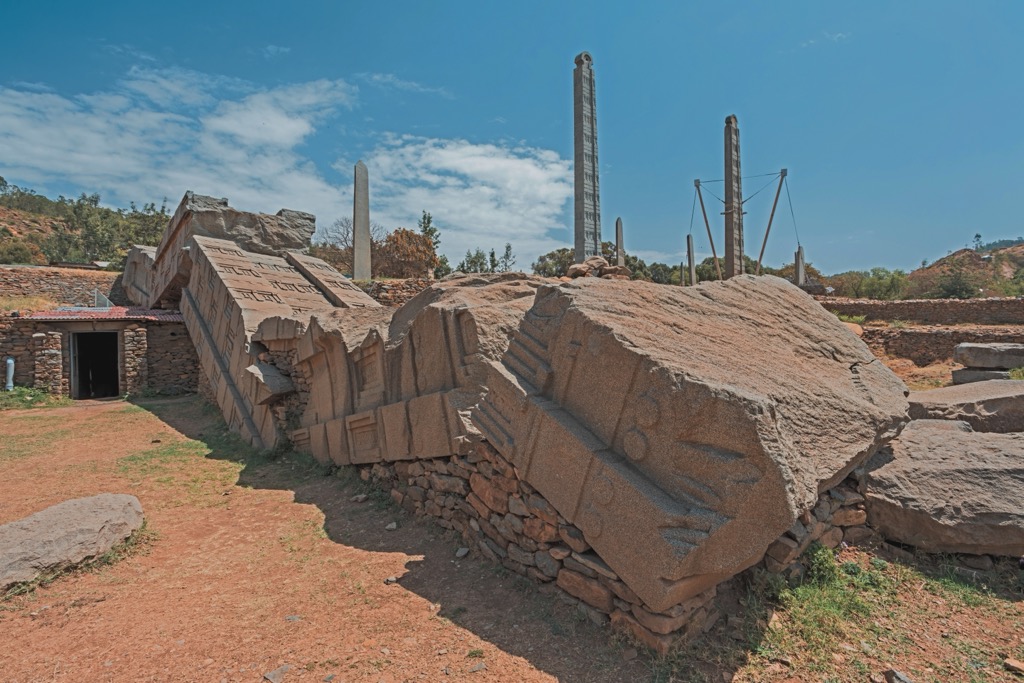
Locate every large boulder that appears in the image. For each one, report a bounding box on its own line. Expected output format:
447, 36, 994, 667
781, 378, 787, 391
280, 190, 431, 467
908, 379, 1024, 432
954, 343, 1024, 370
863, 420, 1024, 556
474, 275, 910, 610
0, 494, 144, 591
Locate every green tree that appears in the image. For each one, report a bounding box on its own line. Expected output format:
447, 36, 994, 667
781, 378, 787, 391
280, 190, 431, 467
935, 261, 978, 299
531, 247, 573, 277
457, 248, 491, 273
496, 243, 516, 272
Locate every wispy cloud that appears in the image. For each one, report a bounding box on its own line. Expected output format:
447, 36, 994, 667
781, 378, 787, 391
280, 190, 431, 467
491, 116, 508, 125
101, 43, 157, 62
0, 68, 354, 227
0, 67, 573, 265
356, 72, 453, 99
800, 30, 851, 49
262, 45, 291, 60
357, 134, 572, 262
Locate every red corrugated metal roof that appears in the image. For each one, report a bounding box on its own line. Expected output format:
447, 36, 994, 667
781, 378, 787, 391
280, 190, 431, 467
26, 306, 184, 322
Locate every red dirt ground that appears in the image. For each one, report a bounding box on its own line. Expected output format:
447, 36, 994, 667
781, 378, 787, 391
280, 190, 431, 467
0, 398, 649, 683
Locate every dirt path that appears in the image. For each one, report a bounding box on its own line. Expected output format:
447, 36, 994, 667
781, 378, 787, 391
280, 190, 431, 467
0, 397, 649, 683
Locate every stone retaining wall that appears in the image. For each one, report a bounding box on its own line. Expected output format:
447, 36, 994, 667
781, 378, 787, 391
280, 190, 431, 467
352, 440, 883, 653
862, 327, 1024, 366
0, 265, 129, 306
818, 296, 1024, 325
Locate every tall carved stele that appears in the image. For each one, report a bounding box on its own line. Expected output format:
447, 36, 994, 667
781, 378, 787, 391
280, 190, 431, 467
574, 52, 601, 263
353, 160, 371, 281
724, 115, 744, 279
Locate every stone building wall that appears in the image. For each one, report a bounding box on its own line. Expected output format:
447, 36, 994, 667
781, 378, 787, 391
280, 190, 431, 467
146, 322, 200, 394
818, 296, 1024, 325
0, 315, 40, 386
862, 327, 1024, 365
121, 325, 148, 395
32, 331, 64, 395
0, 265, 128, 306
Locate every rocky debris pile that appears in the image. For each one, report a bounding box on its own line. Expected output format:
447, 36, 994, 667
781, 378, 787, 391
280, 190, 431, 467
565, 255, 631, 279
862, 420, 1024, 556
0, 494, 144, 591
952, 342, 1024, 384
908, 379, 1024, 432
356, 278, 434, 307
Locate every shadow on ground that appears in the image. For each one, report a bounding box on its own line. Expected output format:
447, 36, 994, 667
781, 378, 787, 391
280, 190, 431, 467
133, 395, 777, 682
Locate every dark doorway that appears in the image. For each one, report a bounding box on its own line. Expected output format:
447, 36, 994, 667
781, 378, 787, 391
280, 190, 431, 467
72, 332, 119, 399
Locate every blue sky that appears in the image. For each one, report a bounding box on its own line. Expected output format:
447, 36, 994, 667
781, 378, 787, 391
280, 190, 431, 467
1, 1, 1021, 274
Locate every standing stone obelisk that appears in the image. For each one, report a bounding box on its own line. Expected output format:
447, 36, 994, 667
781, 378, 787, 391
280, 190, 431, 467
794, 245, 807, 287
573, 52, 601, 263
615, 217, 624, 266
353, 160, 371, 280
724, 115, 744, 279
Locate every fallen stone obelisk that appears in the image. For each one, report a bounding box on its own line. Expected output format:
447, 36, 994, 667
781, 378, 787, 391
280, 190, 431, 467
909, 379, 1024, 432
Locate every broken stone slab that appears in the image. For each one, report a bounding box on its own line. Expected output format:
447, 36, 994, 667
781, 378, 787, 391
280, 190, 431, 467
245, 362, 296, 405
908, 379, 1024, 432
0, 494, 144, 591
863, 420, 1024, 556
473, 275, 909, 611
954, 342, 1024, 370
951, 368, 1012, 385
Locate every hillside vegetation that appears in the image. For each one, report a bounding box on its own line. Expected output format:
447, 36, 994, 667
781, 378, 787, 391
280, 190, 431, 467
0, 177, 169, 268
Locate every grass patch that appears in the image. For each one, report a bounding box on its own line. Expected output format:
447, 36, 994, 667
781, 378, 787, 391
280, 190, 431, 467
0, 295, 56, 312
1009, 367, 1024, 380
2, 521, 158, 600
0, 387, 71, 411
1, 425, 73, 463
833, 311, 867, 324
889, 319, 908, 328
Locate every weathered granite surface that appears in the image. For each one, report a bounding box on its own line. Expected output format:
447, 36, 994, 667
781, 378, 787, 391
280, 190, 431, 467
909, 379, 1024, 432
954, 342, 1024, 370
864, 420, 1024, 556
474, 275, 909, 610
0, 494, 144, 591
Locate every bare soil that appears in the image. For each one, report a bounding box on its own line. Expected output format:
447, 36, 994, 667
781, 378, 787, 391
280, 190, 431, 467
2, 397, 1021, 683
0, 398, 647, 682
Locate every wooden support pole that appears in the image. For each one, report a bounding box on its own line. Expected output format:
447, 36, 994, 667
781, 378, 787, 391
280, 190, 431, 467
755, 169, 787, 276
686, 234, 697, 286
695, 180, 723, 281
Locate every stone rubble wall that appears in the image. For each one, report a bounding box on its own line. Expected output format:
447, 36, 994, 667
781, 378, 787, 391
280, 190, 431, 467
817, 296, 1024, 325
146, 322, 200, 395
356, 279, 433, 307
358, 440, 720, 654
32, 331, 65, 395
862, 327, 1024, 365
121, 326, 148, 396
0, 315, 41, 386
0, 265, 129, 307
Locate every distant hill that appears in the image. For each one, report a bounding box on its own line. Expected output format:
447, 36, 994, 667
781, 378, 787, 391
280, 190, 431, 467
905, 245, 1024, 298
0, 179, 169, 267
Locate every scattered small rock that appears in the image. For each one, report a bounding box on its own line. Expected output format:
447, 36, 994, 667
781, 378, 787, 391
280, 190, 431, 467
264, 664, 291, 683
468, 662, 487, 673
1005, 658, 1024, 675
285, 615, 301, 622
883, 670, 914, 683
323, 675, 336, 682
620, 647, 638, 661
436, 649, 448, 656
383, 576, 399, 585
151, 439, 161, 443
350, 494, 368, 503
384, 522, 398, 531
455, 547, 469, 559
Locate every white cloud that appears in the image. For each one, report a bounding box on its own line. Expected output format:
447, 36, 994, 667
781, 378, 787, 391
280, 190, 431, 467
0, 68, 353, 227
262, 45, 291, 60
356, 73, 453, 99
358, 134, 573, 264
801, 31, 851, 48
0, 66, 574, 267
